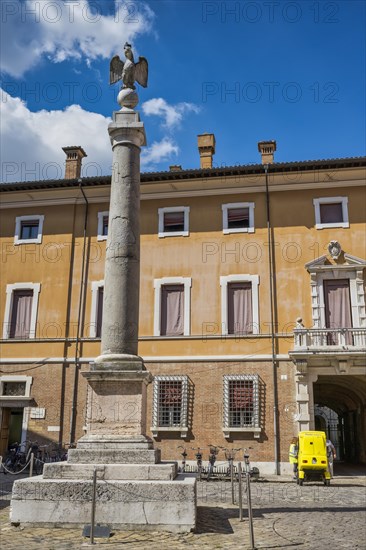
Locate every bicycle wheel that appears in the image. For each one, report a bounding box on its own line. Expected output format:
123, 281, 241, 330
3, 456, 18, 474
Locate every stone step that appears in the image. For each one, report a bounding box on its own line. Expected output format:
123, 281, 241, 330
76, 435, 154, 450
43, 462, 177, 480
67, 448, 160, 464
10, 475, 196, 533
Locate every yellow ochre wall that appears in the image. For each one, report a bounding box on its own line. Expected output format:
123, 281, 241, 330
0, 169, 365, 363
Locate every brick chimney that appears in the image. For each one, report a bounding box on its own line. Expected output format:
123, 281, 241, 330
198, 133, 215, 169
62, 146, 87, 179
258, 140, 277, 164
169, 165, 182, 172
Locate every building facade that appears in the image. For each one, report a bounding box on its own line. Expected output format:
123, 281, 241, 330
1, 139, 365, 473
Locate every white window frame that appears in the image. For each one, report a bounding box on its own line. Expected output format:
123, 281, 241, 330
3, 283, 41, 339
89, 280, 104, 337
14, 215, 44, 245
222, 202, 255, 234
158, 206, 190, 238
0, 375, 33, 447
151, 375, 188, 438
223, 374, 261, 438
153, 277, 192, 336
313, 197, 349, 229
220, 275, 260, 335
97, 211, 109, 241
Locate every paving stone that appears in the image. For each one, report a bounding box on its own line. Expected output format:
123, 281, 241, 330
1, 472, 365, 549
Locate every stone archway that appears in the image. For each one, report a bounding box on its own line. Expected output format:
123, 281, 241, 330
313, 375, 366, 463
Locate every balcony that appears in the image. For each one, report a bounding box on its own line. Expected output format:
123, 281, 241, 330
294, 327, 366, 351
290, 327, 366, 373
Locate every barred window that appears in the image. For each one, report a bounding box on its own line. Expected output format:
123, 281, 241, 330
3, 382, 26, 396
223, 375, 259, 429
152, 376, 188, 432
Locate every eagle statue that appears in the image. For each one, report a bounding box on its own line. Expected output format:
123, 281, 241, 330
109, 42, 148, 90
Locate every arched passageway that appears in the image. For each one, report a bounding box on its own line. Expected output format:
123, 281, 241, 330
314, 375, 366, 464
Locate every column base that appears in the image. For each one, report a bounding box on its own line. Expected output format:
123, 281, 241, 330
93, 353, 147, 371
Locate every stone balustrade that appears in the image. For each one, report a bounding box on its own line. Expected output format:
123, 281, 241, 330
294, 327, 366, 350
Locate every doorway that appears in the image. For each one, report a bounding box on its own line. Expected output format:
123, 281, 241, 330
0, 408, 24, 455
314, 375, 366, 463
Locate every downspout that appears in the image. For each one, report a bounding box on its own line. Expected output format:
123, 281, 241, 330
69, 180, 88, 444
264, 164, 280, 475
60, 201, 77, 447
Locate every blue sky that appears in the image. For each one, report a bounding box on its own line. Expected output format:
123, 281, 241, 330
1, 0, 365, 181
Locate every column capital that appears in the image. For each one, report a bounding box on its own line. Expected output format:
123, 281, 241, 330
108, 110, 147, 148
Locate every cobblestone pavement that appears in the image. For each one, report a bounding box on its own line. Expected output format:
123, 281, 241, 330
0, 473, 365, 549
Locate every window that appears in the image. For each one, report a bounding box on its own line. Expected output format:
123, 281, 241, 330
97, 212, 109, 241
158, 207, 190, 237
223, 375, 260, 437
14, 215, 44, 244
151, 375, 188, 437
313, 197, 349, 229
222, 203, 255, 234
90, 281, 104, 337
154, 277, 191, 336
2, 381, 26, 396
220, 275, 260, 335
3, 283, 41, 339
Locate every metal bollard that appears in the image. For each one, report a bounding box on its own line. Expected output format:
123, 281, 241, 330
246, 471, 256, 549
238, 462, 243, 521
230, 458, 235, 504
90, 468, 97, 545
29, 453, 34, 477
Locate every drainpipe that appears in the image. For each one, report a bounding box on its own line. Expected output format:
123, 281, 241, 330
69, 180, 89, 444
264, 164, 280, 475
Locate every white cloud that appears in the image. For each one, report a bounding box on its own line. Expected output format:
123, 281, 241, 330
0, 89, 112, 182
1, 0, 154, 77
0, 90, 181, 181
142, 98, 200, 129
141, 137, 179, 168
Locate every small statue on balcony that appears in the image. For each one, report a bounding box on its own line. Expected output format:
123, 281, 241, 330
296, 317, 304, 329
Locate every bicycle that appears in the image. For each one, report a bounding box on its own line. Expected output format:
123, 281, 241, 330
206, 445, 220, 480
177, 446, 187, 472
191, 447, 203, 481
2, 440, 39, 474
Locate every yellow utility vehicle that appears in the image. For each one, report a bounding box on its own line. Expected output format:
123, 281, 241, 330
297, 431, 331, 486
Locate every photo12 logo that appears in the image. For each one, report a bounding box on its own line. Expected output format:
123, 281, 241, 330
1, 1, 140, 24
202, 81, 339, 104
201, 2, 340, 24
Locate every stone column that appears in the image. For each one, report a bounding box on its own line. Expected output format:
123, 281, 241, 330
80, 109, 153, 449
95, 110, 146, 370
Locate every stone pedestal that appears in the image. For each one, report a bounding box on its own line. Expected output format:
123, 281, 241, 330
10, 108, 196, 532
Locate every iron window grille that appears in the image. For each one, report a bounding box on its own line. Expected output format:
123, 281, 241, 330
152, 376, 188, 434
223, 375, 259, 429
2, 382, 27, 396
